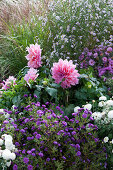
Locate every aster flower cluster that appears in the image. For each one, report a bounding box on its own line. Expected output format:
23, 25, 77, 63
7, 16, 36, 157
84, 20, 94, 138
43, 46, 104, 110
0, 100, 106, 169
78, 45, 113, 80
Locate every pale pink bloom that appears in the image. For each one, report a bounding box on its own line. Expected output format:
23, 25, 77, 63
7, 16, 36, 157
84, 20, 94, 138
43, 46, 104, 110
2, 76, 16, 90
24, 68, 39, 83
25, 43, 42, 68
107, 47, 112, 53
51, 59, 80, 88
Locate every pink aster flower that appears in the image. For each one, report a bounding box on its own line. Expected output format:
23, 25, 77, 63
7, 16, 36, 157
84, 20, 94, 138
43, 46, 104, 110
24, 68, 39, 83
107, 47, 112, 53
25, 43, 42, 68
51, 59, 80, 88
89, 59, 95, 66
2, 76, 16, 90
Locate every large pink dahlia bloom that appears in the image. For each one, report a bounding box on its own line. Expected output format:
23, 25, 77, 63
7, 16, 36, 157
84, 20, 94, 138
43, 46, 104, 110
25, 43, 42, 68
24, 68, 39, 83
51, 59, 80, 88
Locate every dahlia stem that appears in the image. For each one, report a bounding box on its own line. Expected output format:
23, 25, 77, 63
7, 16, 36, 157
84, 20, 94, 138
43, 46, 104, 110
65, 90, 69, 106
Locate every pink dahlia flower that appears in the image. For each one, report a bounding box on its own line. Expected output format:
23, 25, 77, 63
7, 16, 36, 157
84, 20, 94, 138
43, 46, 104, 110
2, 76, 16, 90
25, 43, 42, 68
51, 59, 80, 88
24, 68, 39, 83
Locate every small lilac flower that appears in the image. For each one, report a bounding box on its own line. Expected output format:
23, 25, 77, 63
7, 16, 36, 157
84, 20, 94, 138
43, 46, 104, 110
102, 57, 107, 63
53, 141, 58, 145
72, 131, 76, 135
3, 120, 9, 124
77, 151, 81, 156
107, 47, 112, 53
23, 157, 29, 164
27, 165, 33, 170
52, 158, 56, 160
62, 156, 66, 160
24, 94, 28, 97
27, 150, 32, 154
82, 114, 87, 118
38, 152, 44, 157
46, 158, 50, 162
76, 120, 79, 123
20, 129, 25, 133
62, 121, 67, 126
13, 164, 18, 170
36, 134, 41, 139
89, 59, 95, 66
75, 144, 80, 149
93, 53, 98, 58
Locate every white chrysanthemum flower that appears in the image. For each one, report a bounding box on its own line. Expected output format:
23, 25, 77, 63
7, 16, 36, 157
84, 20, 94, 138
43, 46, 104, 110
0, 109, 5, 113
92, 112, 102, 120
108, 110, 113, 119
0, 150, 3, 158
6, 161, 11, 167
98, 101, 105, 107
99, 96, 107, 101
111, 139, 113, 144
5, 135, 12, 141
106, 100, 113, 106
4, 113, 10, 119
2, 149, 12, 160
84, 104, 92, 110
74, 106, 80, 113
0, 139, 3, 146
103, 137, 109, 143
10, 153, 16, 160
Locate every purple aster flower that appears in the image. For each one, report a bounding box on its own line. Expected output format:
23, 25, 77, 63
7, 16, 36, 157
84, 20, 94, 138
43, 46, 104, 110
20, 129, 25, 133
93, 53, 98, 58
15, 142, 20, 146
87, 52, 92, 56
76, 120, 79, 123
53, 141, 58, 145
27, 150, 32, 154
82, 114, 87, 118
32, 153, 36, 156
107, 47, 112, 53
31, 148, 35, 152
3, 120, 9, 124
62, 121, 67, 127
52, 158, 56, 161
27, 165, 33, 170
46, 158, 50, 162
13, 164, 18, 170
7, 111, 12, 114
102, 57, 107, 63
62, 156, 66, 160
77, 151, 81, 156
38, 152, 44, 157
75, 144, 80, 149
89, 59, 95, 66
72, 131, 76, 135
23, 157, 29, 164
24, 94, 28, 97
79, 55, 84, 60
22, 149, 26, 154
36, 134, 41, 139
34, 94, 37, 98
